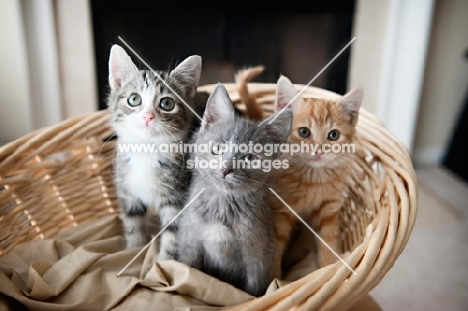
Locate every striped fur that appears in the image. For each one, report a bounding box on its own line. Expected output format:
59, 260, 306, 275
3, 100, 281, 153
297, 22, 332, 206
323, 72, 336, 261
270, 76, 364, 276
107, 44, 204, 260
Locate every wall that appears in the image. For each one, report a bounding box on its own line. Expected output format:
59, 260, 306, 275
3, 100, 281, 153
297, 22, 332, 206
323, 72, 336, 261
348, 0, 435, 153
412, 0, 468, 166
0, 0, 32, 145
347, 0, 392, 115
0, 0, 98, 146
55, 0, 98, 119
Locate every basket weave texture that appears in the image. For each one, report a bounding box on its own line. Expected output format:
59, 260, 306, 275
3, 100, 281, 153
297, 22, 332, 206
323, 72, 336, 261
0, 83, 417, 310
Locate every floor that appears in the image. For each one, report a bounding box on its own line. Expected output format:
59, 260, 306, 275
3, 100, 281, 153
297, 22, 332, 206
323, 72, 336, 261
368, 166, 468, 311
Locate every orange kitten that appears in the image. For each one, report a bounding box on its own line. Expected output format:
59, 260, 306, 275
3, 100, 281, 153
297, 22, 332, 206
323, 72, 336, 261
270, 76, 363, 277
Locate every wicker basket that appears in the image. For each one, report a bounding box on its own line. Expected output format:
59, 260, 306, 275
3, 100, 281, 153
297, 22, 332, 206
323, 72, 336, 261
0, 83, 417, 310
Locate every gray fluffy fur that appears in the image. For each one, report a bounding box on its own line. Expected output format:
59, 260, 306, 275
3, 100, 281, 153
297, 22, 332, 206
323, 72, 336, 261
176, 84, 293, 296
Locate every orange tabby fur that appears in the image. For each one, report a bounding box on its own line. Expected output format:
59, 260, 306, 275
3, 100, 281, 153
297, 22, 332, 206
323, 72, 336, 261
235, 66, 265, 121
270, 76, 363, 277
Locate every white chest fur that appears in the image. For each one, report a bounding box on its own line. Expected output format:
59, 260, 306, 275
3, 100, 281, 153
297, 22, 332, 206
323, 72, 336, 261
123, 153, 162, 206
201, 222, 233, 242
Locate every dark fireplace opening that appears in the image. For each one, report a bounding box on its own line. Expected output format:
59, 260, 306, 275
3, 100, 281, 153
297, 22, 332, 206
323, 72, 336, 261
91, 2, 355, 110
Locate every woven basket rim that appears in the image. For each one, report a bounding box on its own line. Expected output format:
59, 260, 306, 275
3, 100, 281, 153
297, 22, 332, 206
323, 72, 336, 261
0, 82, 418, 311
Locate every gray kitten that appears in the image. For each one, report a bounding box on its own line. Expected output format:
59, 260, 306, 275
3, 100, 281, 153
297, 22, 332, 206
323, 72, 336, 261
176, 84, 293, 296
107, 44, 207, 260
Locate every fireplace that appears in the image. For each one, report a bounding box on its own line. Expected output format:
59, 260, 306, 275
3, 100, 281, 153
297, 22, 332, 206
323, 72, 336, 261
91, 2, 355, 110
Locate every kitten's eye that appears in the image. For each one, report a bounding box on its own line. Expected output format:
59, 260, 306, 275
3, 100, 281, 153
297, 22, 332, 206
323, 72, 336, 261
327, 129, 340, 141
159, 98, 175, 111
298, 127, 311, 138
211, 142, 225, 155
127, 94, 142, 107
243, 154, 258, 162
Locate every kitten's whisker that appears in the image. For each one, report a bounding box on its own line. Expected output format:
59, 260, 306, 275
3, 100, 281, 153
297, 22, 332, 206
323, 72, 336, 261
333, 157, 357, 172
153, 124, 169, 143
163, 129, 183, 162
160, 124, 181, 142
155, 124, 173, 148
245, 177, 272, 188
334, 159, 361, 179
288, 154, 309, 165
159, 125, 188, 179
161, 123, 179, 131
153, 125, 177, 164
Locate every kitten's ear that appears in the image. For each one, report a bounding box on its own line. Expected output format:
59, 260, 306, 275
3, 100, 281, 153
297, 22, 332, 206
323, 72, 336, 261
170, 55, 202, 98
259, 108, 293, 144
276, 75, 300, 111
202, 84, 235, 126
108, 44, 139, 90
338, 84, 364, 126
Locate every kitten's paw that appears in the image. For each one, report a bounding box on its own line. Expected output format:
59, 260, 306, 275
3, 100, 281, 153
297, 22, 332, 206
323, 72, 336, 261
125, 233, 147, 249
157, 251, 175, 261
244, 282, 266, 297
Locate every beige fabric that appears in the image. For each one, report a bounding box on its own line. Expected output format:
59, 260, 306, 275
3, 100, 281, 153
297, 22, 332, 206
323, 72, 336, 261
0, 214, 321, 310
0, 83, 418, 310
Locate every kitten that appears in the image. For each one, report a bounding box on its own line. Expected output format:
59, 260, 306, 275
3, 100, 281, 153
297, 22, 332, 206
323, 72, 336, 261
270, 76, 363, 276
107, 44, 206, 260
176, 83, 293, 296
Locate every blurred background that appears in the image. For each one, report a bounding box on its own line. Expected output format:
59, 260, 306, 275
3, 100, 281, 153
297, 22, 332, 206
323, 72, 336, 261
1, 0, 467, 310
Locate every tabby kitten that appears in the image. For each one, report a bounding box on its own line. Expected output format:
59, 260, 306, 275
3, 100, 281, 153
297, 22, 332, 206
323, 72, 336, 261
271, 76, 363, 275
176, 84, 293, 296
107, 44, 206, 260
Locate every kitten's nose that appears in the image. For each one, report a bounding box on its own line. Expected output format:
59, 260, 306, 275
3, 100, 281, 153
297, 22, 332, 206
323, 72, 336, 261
312, 146, 323, 159
144, 112, 155, 125
222, 168, 233, 178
